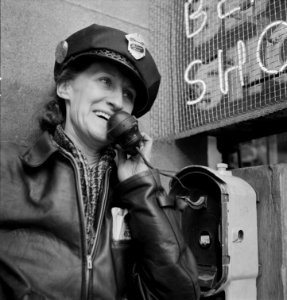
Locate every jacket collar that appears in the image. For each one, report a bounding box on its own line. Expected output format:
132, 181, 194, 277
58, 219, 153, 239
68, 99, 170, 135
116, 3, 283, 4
21, 131, 59, 167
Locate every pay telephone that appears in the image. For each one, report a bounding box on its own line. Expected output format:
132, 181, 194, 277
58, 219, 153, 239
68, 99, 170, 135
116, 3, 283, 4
169, 164, 258, 300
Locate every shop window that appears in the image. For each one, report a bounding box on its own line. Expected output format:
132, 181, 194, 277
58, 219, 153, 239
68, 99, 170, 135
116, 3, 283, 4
227, 132, 287, 169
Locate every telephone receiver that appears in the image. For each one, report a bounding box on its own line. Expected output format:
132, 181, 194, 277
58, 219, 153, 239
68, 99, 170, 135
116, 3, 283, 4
107, 111, 143, 156
107, 112, 192, 190
107, 112, 185, 188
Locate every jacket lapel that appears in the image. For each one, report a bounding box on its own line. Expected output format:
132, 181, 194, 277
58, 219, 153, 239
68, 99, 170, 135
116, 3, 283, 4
21, 131, 59, 167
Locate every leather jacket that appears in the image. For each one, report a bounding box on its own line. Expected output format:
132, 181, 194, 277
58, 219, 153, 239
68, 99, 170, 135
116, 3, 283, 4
0, 132, 200, 300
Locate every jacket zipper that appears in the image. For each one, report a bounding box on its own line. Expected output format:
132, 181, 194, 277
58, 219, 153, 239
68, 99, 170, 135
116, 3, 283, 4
61, 149, 112, 300
59, 150, 91, 300
86, 167, 111, 291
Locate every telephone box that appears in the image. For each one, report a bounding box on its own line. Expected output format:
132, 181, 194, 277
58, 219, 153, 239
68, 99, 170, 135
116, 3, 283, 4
169, 164, 258, 299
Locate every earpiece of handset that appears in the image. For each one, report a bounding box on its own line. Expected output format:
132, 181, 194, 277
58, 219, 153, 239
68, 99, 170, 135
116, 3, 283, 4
107, 111, 143, 156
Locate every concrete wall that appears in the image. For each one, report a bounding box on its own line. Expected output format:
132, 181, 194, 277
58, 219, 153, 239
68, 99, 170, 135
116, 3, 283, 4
1, 0, 219, 189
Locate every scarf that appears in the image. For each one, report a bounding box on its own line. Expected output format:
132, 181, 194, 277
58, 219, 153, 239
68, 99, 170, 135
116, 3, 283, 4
54, 125, 115, 253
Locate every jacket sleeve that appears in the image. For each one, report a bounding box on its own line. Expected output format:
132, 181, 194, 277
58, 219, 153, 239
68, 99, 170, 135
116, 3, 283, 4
114, 169, 200, 300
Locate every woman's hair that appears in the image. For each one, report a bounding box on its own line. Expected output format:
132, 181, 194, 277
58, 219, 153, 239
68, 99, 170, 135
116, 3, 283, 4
39, 57, 97, 133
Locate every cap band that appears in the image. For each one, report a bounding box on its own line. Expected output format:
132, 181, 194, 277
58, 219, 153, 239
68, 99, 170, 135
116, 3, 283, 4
61, 48, 140, 77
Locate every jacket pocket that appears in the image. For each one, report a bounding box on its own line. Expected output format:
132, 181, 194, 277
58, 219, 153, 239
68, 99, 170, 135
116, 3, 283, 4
111, 239, 134, 298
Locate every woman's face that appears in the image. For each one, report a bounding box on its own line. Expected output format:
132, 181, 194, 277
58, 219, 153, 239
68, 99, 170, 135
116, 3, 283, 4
58, 61, 136, 150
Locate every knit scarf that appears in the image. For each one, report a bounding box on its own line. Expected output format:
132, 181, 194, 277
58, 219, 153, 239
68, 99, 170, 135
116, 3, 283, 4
53, 125, 115, 253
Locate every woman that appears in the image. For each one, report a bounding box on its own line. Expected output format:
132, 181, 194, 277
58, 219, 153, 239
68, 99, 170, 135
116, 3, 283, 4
0, 24, 200, 300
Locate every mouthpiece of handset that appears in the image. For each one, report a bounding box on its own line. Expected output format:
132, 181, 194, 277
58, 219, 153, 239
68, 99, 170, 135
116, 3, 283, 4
107, 111, 143, 156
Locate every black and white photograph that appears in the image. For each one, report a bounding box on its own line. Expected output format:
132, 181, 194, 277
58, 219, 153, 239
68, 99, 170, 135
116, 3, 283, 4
1, 1, 287, 299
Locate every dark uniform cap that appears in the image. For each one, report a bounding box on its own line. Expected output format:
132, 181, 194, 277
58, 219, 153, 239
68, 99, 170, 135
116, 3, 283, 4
54, 24, 161, 118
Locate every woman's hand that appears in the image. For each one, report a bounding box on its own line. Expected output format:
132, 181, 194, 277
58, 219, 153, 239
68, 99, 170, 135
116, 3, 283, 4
116, 132, 153, 182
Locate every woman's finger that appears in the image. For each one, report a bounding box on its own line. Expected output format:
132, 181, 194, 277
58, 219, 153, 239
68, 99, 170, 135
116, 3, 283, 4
115, 145, 127, 167
139, 132, 153, 160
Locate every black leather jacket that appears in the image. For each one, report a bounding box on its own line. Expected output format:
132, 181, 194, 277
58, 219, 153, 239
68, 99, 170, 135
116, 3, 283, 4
0, 132, 200, 300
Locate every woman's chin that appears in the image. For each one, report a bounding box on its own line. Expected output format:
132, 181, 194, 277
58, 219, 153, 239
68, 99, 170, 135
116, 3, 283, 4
88, 133, 111, 149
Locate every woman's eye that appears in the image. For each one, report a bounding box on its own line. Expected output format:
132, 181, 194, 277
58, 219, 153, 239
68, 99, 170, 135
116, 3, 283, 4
99, 77, 112, 86
123, 89, 136, 102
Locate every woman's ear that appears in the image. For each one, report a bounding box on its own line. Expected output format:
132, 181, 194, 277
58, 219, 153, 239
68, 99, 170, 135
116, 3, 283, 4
57, 82, 71, 100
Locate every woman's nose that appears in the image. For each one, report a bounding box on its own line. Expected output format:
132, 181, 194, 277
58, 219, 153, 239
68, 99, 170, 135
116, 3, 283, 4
107, 88, 124, 111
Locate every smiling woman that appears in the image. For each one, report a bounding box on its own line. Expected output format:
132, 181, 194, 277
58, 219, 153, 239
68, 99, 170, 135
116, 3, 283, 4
55, 60, 137, 155
0, 23, 200, 300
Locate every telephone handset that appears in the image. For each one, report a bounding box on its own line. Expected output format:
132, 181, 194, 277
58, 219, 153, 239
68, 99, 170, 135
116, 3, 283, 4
107, 112, 190, 190
107, 111, 143, 156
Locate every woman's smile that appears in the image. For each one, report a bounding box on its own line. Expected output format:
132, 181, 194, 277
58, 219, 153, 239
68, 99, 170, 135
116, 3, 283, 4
93, 110, 112, 121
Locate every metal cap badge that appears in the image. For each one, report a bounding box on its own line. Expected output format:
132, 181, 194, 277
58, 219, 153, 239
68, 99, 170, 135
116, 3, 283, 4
55, 41, 68, 64
125, 33, 146, 60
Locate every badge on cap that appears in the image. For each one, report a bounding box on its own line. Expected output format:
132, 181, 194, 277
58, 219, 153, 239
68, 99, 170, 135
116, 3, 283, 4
125, 33, 146, 60
55, 40, 68, 64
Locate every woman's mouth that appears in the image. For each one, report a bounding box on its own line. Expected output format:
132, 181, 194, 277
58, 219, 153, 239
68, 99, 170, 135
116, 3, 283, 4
94, 111, 111, 121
